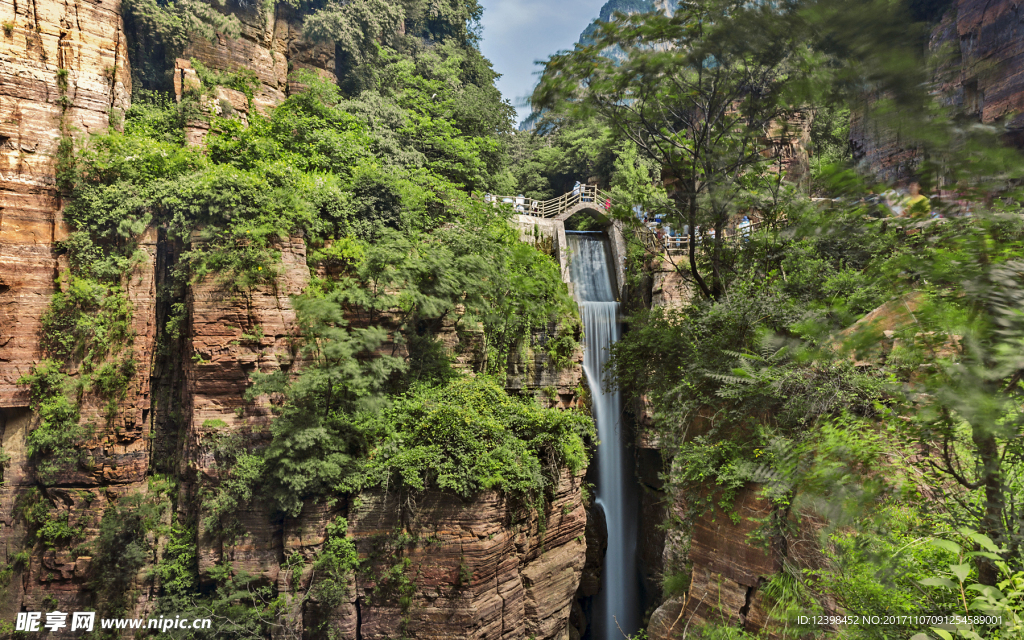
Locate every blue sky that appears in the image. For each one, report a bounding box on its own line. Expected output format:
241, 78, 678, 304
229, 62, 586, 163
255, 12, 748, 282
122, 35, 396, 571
478, 0, 607, 124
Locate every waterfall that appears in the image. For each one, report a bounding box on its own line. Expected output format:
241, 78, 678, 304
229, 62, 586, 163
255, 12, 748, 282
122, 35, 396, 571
566, 231, 640, 640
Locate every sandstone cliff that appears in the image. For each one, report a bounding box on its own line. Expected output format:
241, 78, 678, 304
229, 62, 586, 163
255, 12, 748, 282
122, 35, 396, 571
0, 0, 130, 406
0, 0, 135, 620
851, 0, 1024, 180
175, 237, 588, 638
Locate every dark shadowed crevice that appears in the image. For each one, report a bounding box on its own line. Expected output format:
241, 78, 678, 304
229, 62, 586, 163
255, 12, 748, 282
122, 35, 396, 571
150, 228, 187, 475
355, 596, 363, 640
739, 578, 764, 623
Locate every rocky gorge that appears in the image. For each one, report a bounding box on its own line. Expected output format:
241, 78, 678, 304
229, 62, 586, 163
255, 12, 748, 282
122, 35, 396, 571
3, 0, 1024, 638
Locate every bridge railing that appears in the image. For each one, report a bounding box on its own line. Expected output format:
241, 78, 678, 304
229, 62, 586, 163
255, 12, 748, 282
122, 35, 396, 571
483, 186, 789, 254
634, 216, 786, 255
485, 185, 615, 219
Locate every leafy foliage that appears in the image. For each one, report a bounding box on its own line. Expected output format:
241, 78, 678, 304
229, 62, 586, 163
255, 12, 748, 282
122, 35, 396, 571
360, 376, 594, 498
120, 0, 244, 89
505, 120, 616, 200
15, 488, 89, 557
17, 362, 87, 483
531, 0, 1024, 634
244, 291, 405, 515
309, 517, 359, 612
535, 0, 819, 299
91, 490, 170, 616
55, 0, 1024, 634
30, 3, 590, 630
303, 0, 405, 66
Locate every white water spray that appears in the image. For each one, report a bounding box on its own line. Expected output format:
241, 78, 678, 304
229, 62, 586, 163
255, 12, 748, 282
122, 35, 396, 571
566, 231, 639, 640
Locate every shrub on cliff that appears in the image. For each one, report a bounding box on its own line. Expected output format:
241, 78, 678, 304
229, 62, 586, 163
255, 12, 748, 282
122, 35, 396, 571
360, 375, 594, 498
65, 74, 513, 291
247, 276, 586, 514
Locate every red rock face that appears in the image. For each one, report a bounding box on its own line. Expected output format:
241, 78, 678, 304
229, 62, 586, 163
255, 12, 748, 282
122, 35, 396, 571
646, 484, 835, 640
0, 0, 131, 407
853, 0, 1024, 180
683, 485, 780, 631
336, 469, 587, 640
182, 236, 308, 583
177, 238, 587, 638
848, 109, 921, 184
646, 485, 781, 640
946, 0, 1024, 128
181, 5, 337, 114
0, 0, 140, 617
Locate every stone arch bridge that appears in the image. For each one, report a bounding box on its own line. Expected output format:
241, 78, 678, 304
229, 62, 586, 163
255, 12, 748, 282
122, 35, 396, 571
490, 185, 777, 258
494, 186, 626, 299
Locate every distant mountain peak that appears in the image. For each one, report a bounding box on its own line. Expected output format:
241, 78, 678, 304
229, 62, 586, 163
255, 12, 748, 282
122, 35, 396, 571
579, 0, 670, 46
519, 0, 671, 130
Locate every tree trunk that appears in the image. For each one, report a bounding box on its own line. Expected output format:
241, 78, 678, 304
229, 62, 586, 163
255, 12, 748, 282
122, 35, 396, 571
973, 425, 1002, 586
710, 214, 726, 299
681, 189, 712, 300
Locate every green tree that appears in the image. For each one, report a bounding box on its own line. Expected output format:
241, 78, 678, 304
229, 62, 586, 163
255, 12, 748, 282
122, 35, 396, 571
121, 0, 243, 89
304, 0, 406, 91
890, 218, 1024, 586
535, 0, 817, 299
246, 291, 405, 516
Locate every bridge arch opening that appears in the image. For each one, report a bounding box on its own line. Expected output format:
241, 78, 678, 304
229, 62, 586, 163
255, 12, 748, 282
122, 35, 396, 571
563, 206, 612, 231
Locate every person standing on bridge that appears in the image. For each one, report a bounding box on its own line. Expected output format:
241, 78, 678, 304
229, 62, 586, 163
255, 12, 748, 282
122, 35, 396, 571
573, 181, 581, 199
663, 222, 675, 248
739, 215, 751, 241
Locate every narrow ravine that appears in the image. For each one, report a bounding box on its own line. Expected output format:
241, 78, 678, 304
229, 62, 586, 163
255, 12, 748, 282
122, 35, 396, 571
566, 230, 640, 639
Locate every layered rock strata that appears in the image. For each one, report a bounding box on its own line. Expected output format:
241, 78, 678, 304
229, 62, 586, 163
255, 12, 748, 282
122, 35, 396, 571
681, 485, 780, 631
646, 484, 827, 640
339, 469, 587, 640
852, 0, 1024, 179
181, 4, 336, 114
935, 0, 1024, 130
0, 0, 131, 406
177, 235, 587, 637
0, 0, 136, 617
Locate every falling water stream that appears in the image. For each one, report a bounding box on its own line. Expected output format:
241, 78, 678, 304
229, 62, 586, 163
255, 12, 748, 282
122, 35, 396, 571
566, 231, 640, 640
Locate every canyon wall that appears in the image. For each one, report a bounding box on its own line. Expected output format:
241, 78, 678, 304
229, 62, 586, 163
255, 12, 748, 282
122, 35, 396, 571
0, 0, 131, 406
851, 0, 1024, 180
638, 4, 1024, 634
0, 3, 588, 637
0, 0, 136, 620
634, 270, 824, 638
